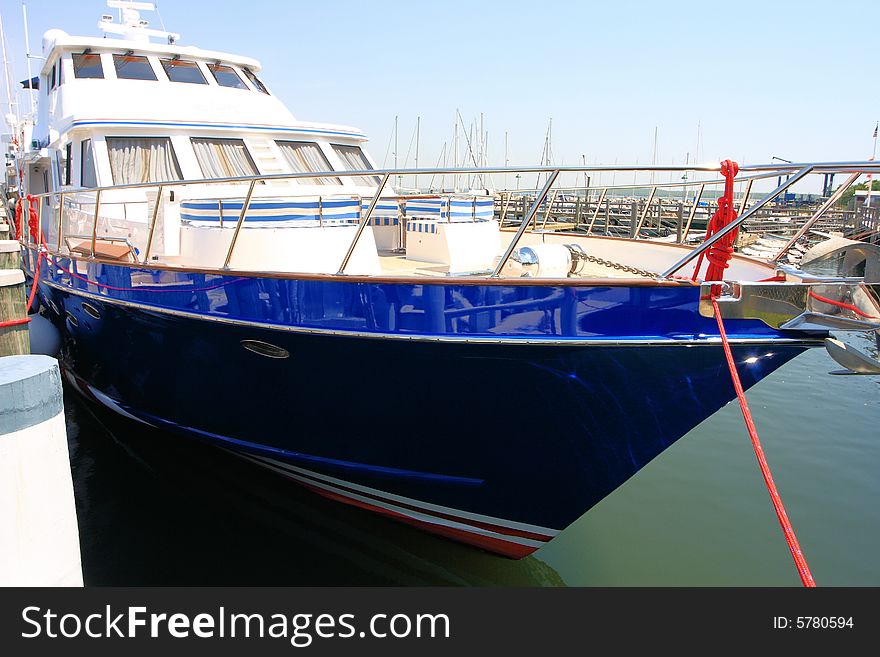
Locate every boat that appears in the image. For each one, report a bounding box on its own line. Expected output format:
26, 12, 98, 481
6, 2, 880, 558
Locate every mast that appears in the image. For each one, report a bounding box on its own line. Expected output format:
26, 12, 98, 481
453, 111, 458, 192
0, 11, 18, 125
866, 121, 878, 210
21, 2, 35, 115
414, 116, 419, 170
650, 126, 658, 184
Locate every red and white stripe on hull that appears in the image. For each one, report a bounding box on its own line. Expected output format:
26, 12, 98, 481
235, 452, 559, 559
63, 367, 557, 558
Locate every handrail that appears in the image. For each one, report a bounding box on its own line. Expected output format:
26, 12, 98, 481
21, 160, 880, 201
222, 179, 257, 269
143, 184, 164, 263
771, 171, 861, 262
24, 159, 878, 281
659, 166, 814, 279
337, 173, 390, 274
491, 170, 560, 277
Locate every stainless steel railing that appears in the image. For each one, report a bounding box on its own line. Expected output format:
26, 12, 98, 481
20, 160, 880, 280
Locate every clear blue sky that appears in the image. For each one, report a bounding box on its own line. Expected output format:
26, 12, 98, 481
2, 0, 878, 192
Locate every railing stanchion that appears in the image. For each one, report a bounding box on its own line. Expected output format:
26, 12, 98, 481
634, 186, 657, 238
587, 187, 607, 235
772, 171, 860, 262
223, 179, 256, 269
738, 179, 753, 216
660, 166, 814, 278
337, 173, 390, 274
682, 183, 705, 241
491, 169, 560, 277
90, 189, 102, 257
143, 184, 163, 264
540, 189, 559, 229
56, 192, 65, 251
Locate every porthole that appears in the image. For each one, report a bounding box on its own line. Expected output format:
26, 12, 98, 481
240, 339, 289, 359
65, 311, 78, 328
82, 302, 101, 320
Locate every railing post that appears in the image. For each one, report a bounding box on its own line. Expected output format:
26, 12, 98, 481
660, 166, 814, 278
218, 199, 224, 228
772, 171, 860, 262
682, 182, 705, 240
90, 189, 102, 257
633, 186, 657, 238
499, 191, 512, 225
541, 189, 559, 229
222, 179, 257, 269
318, 196, 324, 227
337, 173, 390, 274
738, 179, 753, 216
491, 170, 560, 277
143, 184, 163, 264
56, 192, 65, 251
676, 202, 683, 243
587, 187, 607, 235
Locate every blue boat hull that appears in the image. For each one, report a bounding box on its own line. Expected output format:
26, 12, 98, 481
30, 253, 816, 557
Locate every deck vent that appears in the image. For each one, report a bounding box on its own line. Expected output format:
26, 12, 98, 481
240, 340, 289, 359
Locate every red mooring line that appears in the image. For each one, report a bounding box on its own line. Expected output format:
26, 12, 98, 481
711, 296, 816, 587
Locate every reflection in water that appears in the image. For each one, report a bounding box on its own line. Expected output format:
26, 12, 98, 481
66, 392, 563, 586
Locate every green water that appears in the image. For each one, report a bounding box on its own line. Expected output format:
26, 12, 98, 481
68, 333, 879, 586
537, 331, 880, 586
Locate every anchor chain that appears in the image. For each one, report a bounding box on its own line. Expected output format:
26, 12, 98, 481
579, 252, 658, 279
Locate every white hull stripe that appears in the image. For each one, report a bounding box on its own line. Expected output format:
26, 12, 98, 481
237, 453, 546, 550
87, 384, 157, 428
243, 452, 559, 539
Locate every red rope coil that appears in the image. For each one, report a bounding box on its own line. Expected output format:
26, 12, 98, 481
692, 160, 740, 288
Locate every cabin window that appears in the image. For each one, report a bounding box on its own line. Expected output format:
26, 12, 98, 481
80, 139, 97, 188
62, 142, 73, 185
207, 63, 247, 90
191, 138, 258, 179
331, 144, 380, 186
113, 54, 158, 81
242, 68, 269, 94
57, 143, 71, 186
106, 137, 183, 184
275, 141, 340, 185
73, 53, 104, 79
49, 64, 56, 91
161, 58, 207, 84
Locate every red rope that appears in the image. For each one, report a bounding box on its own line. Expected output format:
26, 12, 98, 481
1, 197, 42, 328
711, 296, 816, 587
808, 290, 879, 320
692, 160, 740, 291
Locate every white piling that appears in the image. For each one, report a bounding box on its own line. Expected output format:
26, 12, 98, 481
0, 355, 83, 586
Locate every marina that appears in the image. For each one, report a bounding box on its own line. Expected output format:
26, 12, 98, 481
1, 1, 878, 587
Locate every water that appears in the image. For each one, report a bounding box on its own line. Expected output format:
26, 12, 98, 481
66, 332, 879, 586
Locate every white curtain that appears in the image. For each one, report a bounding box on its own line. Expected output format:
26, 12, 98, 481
106, 138, 182, 184
192, 138, 258, 179
276, 141, 339, 185
332, 144, 380, 186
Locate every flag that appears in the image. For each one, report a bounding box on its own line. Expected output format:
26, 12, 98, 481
874, 123, 878, 138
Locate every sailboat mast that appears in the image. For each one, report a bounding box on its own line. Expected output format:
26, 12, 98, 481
21, 2, 35, 115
